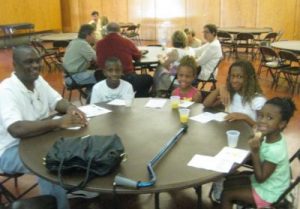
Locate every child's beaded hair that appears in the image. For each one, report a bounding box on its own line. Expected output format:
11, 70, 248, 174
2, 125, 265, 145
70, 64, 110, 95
265, 97, 296, 123
178, 55, 198, 76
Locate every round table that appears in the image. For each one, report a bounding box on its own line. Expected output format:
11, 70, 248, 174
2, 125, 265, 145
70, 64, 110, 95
137, 46, 165, 65
39, 33, 78, 41
19, 99, 252, 195
218, 27, 272, 35
271, 41, 300, 53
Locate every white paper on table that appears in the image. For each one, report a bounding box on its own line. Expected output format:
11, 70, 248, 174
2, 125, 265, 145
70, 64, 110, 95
145, 98, 167, 108
214, 112, 228, 122
107, 99, 126, 106
187, 154, 234, 173
78, 104, 111, 118
179, 101, 194, 108
190, 112, 215, 123
190, 112, 228, 123
215, 147, 250, 164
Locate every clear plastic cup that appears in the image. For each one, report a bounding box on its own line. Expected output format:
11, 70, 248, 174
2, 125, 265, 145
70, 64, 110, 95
178, 108, 190, 124
226, 130, 240, 148
170, 96, 180, 109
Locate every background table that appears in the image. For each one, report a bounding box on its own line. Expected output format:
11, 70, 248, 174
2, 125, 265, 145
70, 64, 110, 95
218, 27, 272, 35
271, 41, 300, 53
39, 33, 78, 41
19, 99, 252, 203
0, 23, 34, 47
137, 46, 165, 65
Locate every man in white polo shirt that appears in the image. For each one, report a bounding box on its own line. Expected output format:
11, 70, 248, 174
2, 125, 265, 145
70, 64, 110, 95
0, 45, 88, 209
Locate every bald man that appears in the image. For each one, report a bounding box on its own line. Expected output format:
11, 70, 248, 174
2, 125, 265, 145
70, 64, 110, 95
96, 22, 153, 97
0, 45, 87, 209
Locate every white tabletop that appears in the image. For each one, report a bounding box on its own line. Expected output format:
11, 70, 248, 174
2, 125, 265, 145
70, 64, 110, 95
218, 27, 272, 35
138, 46, 166, 64
271, 41, 300, 53
40, 33, 78, 41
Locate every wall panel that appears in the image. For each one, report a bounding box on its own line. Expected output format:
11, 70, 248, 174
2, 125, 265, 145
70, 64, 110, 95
295, 0, 300, 39
60, 0, 300, 40
155, 0, 186, 44
102, 0, 128, 23
78, 1, 103, 25
139, 0, 156, 40
257, 0, 298, 39
186, 0, 220, 40
221, 0, 256, 27
0, 0, 61, 32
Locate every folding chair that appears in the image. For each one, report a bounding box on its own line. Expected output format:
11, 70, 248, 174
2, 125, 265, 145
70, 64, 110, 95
217, 31, 234, 58
122, 24, 141, 45
194, 58, 223, 91
254, 32, 278, 58
31, 40, 59, 71
55, 62, 93, 104
257, 47, 290, 89
275, 50, 300, 94
234, 33, 256, 60
0, 193, 57, 209
236, 148, 300, 209
0, 172, 38, 204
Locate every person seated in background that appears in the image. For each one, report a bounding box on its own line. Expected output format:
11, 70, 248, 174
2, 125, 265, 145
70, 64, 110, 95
90, 57, 134, 104
96, 22, 152, 98
89, 11, 106, 40
184, 28, 202, 48
171, 56, 201, 102
153, 30, 195, 97
194, 24, 223, 81
100, 16, 109, 37
221, 97, 296, 209
63, 24, 104, 86
0, 45, 87, 209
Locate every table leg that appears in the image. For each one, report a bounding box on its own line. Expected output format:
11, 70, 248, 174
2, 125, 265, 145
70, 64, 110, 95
154, 192, 160, 209
194, 185, 202, 209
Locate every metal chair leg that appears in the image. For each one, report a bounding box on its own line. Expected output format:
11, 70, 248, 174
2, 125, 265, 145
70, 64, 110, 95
194, 185, 202, 209
154, 192, 160, 209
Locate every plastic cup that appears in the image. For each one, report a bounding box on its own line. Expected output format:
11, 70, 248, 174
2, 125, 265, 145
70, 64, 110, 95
179, 108, 190, 124
226, 130, 240, 148
170, 96, 180, 109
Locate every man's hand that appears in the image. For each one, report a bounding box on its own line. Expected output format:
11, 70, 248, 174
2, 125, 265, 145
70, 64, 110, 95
66, 105, 88, 126
59, 113, 87, 129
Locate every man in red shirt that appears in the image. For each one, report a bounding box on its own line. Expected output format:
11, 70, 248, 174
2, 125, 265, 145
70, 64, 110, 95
96, 22, 152, 97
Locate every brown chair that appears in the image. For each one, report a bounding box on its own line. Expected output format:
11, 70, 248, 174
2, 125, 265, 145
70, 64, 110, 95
276, 30, 284, 41
194, 58, 223, 91
259, 32, 278, 44
257, 47, 289, 88
0, 194, 57, 209
31, 40, 59, 71
254, 32, 278, 58
235, 148, 300, 209
217, 31, 234, 58
123, 24, 141, 45
234, 33, 256, 60
275, 50, 300, 94
0, 173, 38, 204
55, 62, 93, 104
